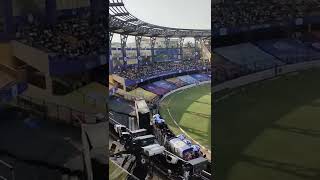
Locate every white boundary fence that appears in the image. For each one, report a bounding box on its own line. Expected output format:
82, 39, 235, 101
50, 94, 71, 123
214, 59, 320, 92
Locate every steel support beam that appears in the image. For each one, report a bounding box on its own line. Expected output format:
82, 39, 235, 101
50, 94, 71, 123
194, 37, 201, 61
109, 2, 124, 6
109, 32, 114, 74
135, 36, 142, 65
179, 37, 184, 60
164, 37, 170, 61
121, 34, 128, 68
109, 1, 211, 38
150, 37, 157, 62
164, 37, 170, 50
111, 13, 130, 17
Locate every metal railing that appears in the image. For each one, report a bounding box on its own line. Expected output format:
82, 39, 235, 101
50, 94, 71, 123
14, 95, 98, 125
0, 159, 14, 180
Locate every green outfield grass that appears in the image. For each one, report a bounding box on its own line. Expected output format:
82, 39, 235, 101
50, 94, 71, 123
215, 69, 320, 180
109, 160, 129, 180
159, 83, 211, 150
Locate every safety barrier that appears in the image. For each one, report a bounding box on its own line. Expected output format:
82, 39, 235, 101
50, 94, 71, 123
14, 95, 98, 125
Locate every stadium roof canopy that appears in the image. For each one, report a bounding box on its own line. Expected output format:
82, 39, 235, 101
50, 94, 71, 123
109, 0, 211, 38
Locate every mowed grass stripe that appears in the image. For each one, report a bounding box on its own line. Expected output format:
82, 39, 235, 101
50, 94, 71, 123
160, 84, 211, 149
215, 68, 320, 180
109, 160, 130, 180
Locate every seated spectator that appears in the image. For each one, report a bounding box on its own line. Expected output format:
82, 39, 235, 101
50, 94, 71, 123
212, 0, 320, 30
114, 60, 211, 80
16, 12, 108, 57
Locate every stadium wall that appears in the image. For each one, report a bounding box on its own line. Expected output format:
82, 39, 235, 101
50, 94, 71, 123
0, 43, 13, 66
11, 40, 49, 73
214, 60, 320, 92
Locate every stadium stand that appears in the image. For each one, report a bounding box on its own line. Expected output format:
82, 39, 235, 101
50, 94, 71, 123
298, 31, 320, 51
0, 71, 14, 89
177, 75, 199, 84
213, 54, 246, 83
109, 96, 134, 115
127, 88, 158, 102
16, 13, 107, 57
165, 77, 189, 88
255, 38, 320, 64
115, 60, 208, 80
190, 74, 211, 82
152, 80, 177, 91
110, 73, 210, 103
212, 0, 320, 30
142, 84, 169, 96
0, 107, 82, 179
214, 43, 284, 71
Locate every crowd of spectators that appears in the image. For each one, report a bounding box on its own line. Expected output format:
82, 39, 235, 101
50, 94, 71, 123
213, 56, 246, 84
16, 13, 107, 57
212, 0, 320, 30
116, 60, 210, 80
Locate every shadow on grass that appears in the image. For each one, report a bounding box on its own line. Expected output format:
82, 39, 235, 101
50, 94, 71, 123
163, 86, 211, 125
194, 100, 211, 106
185, 110, 211, 119
179, 124, 210, 141
272, 124, 320, 138
214, 69, 320, 180
240, 155, 320, 179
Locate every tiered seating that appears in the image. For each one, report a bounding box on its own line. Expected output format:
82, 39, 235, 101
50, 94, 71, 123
166, 77, 189, 88
214, 43, 284, 71
299, 32, 320, 52
213, 52, 254, 83
0, 71, 14, 89
152, 80, 177, 91
17, 13, 107, 57
142, 84, 169, 96
128, 88, 158, 102
177, 75, 199, 84
212, 0, 320, 30
255, 39, 320, 64
115, 60, 209, 80
190, 74, 210, 82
